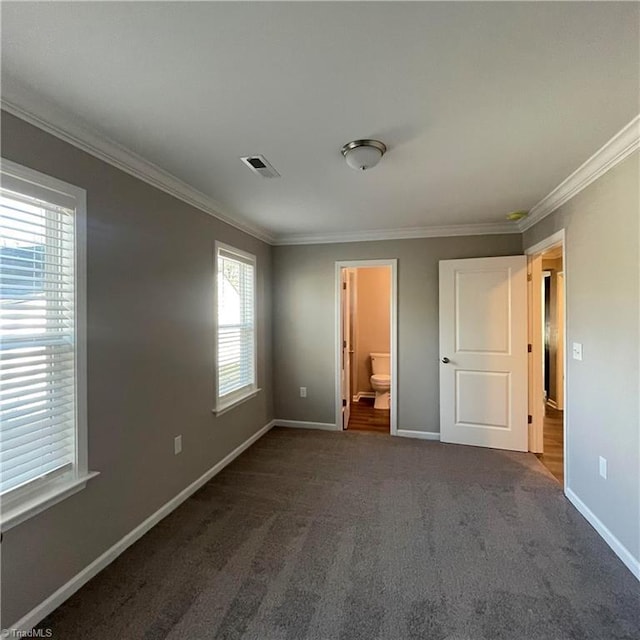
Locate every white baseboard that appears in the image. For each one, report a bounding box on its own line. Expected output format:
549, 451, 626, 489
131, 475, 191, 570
565, 487, 640, 581
353, 392, 375, 402
10, 419, 276, 633
273, 419, 340, 431
396, 429, 441, 441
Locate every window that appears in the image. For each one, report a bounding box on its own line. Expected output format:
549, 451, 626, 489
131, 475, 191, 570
0, 159, 94, 531
214, 242, 258, 413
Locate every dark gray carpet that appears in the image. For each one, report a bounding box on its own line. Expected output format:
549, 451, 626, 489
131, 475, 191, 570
39, 428, 639, 639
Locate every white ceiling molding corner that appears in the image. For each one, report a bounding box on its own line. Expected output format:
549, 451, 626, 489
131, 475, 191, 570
273, 222, 520, 246
0, 81, 275, 245
519, 114, 640, 232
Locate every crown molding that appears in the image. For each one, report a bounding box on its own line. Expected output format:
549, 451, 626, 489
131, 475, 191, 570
3, 90, 516, 247
273, 221, 520, 246
4, 79, 636, 246
0, 82, 275, 245
519, 114, 640, 232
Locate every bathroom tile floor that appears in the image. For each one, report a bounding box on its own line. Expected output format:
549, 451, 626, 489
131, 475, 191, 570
347, 398, 390, 433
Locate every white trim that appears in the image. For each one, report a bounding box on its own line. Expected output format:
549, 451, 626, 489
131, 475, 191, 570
273, 420, 341, 431
1, 157, 83, 208
396, 429, 441, 441
525, 229, 566, 256
8, 419, 276, 633
350, 268, 359, 397
1, 84, 274, 244
74, 170, 88, 479
212, 388, 262, 417
353, 392, 376, 402
1, 472, 99, 533
0, 100, 518, 246
213, 241, 258, 413
565, 488, 640, 581
525, 229, 567, 492
520, 115, 640, 232
335, 260, 398, 436
275, 222, 519, 246
4, 79, 637, 247
216, 241, 256, 265
0, 159, 93, 523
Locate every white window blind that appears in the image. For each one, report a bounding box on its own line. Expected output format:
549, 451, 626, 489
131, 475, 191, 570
216, 245, 256, 407
0, 172, 79, 500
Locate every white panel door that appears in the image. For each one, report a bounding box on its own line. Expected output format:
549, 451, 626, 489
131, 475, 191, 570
439, 256, 528, 451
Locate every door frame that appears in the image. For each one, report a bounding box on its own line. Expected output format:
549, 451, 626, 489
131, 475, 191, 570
525, 229, 567, 491
334, 259, 398, 435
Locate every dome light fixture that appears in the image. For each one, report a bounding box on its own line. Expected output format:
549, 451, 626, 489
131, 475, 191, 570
506, 210, 529, 221
341, 139, 387, 171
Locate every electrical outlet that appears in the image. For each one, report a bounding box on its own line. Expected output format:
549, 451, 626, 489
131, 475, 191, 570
174, 435, 182, 455
599, 456, 607, 479
572, 342, 583, 361
300, 386, 307, 398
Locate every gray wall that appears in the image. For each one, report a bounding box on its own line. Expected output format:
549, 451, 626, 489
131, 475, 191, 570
272, 235, 522, 429
3, 106, 637, 626
523, 152, 639, 563
1, 112, 274, 626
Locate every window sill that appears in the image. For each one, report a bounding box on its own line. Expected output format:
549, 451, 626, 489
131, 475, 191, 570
0, 471, 100, 533
213, 388, 262, 417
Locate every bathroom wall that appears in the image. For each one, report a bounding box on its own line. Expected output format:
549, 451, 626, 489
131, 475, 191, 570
354, 267, 391, 395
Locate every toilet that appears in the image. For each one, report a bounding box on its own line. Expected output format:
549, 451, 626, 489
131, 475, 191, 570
370, 352, 391, 410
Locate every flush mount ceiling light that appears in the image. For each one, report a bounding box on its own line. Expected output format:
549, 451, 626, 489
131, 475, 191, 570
506, 210, 529, 221
341, 139, 387, 171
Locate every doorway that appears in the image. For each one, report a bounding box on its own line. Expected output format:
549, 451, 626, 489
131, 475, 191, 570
335, 260, 397, 435
526, 230, 566, 487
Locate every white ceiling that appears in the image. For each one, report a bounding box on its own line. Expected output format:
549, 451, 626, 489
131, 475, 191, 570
2, 2, 639, 243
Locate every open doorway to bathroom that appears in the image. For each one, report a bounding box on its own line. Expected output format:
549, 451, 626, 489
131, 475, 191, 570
335, 260, 397, 435
526, 231, 566, 487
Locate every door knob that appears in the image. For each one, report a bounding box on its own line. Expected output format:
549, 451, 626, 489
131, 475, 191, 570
441, 357, 450, 364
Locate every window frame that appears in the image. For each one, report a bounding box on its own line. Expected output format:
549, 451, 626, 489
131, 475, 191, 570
213, 241, 259, 415
0, 159, 97, 532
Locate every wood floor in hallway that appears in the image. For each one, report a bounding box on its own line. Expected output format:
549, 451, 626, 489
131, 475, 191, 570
537, 405, 564, 485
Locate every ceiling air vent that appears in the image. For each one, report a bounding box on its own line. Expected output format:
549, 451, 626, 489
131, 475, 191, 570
240, 155, 280, 178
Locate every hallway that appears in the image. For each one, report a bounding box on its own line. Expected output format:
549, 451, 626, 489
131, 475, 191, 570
537, 406, 564, 485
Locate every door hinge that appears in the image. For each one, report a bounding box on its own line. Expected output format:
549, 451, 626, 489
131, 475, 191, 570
343, 340, 347, 349
527, 273, 532, 282
342, 282, 347, 290
527, 343, 532, 353
528, 415, 532, 424
342, 399, 347, 407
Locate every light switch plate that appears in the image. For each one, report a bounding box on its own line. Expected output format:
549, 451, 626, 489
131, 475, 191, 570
174, 435, 182, 455
572, 342, 583, 361
599, 456, 607, 479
